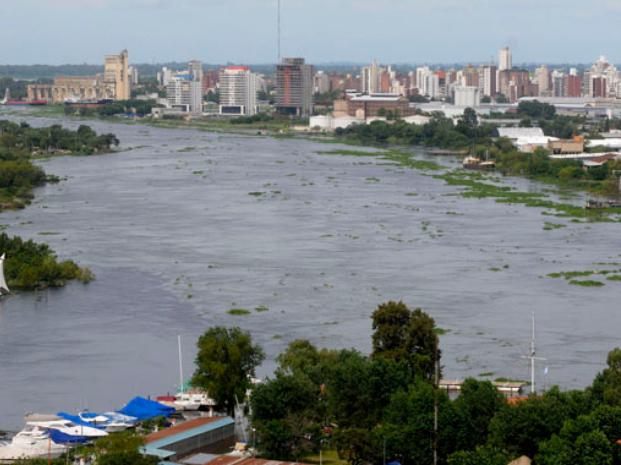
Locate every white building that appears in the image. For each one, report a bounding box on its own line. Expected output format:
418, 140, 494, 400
535, 65, 550, 96
361, 60, 382, 94
218, 66, 258, 116
314, 71, 330, 94
416, 66, 440, 99
166, 73, 202, 114
453, 86, 480, 107
499, 47, 512, 71
158, 67, 174, 86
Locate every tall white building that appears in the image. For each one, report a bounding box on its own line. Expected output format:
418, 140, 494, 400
166, 73, 202, 114
416, 66, 440, 99
314, 71, 330, 94
188, 60, 203, 84
535, 65, 551, 96
219, 66, 258, 116
158, 67, 174, 86
499, 47, 512, 71
361, 60, 382, 94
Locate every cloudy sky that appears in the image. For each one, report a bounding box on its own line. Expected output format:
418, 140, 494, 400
2, 0, 620, 65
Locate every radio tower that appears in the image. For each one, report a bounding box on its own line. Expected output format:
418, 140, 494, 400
277, 0, 281, 63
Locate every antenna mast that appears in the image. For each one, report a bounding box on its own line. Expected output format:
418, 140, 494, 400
178, 335, 184, 394
277, 0, 281, 63
522, 313, 545, 394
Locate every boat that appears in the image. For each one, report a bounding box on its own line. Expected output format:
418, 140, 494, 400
586, 199, 621, 209
26, 418, 108, 439
0, 254, 9, 296
462, 156, 496, 171
156, 336, 217, 412
76, 411, 137, 432
0, 426, 67, 461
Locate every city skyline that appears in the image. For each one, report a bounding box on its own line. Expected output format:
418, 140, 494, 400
2, 0, 621, 65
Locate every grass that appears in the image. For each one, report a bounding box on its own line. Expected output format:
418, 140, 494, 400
227, 308, 251, 316
248, 191, 265, 197
479, 372, 495, 377
255, 305, 269, 312
317, 149, 445, 171
433, 170, 621, 222
303, 450, 348, 465
568, 279, 605, 287
543, 222, 566, 231
434, 327, 450, 335
607, 275, 621, 281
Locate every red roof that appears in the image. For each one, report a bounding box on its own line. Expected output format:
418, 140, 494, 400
145, 416, 226, 444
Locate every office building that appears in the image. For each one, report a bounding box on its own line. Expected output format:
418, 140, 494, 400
314, 71, 330, 94
479, 64, 497, 97
219, 66, 258, 116
275, 57, 314, 117
499, 47, 512, 71
167, 72, 202, 114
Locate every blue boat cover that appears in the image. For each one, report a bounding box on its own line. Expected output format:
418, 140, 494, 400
117, 396, 175, 420
57, 411, 105, 429
49, 429, 90, 444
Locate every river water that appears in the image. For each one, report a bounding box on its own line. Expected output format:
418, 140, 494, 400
0, 110, 620, 429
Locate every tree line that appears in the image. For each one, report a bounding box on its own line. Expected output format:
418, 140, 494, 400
191, 301, 621, 465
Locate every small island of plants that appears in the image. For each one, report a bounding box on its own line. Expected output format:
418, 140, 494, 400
0, 232, 93, 290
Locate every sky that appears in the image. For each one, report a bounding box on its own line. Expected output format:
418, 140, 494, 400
1, 0, 621, 65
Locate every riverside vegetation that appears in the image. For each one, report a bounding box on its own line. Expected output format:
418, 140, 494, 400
189, 302, 621, 465
334, 102, 621, 198
0, 120, 118, 290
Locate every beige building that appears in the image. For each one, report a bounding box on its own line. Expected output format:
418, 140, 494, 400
27, 50, 131, 103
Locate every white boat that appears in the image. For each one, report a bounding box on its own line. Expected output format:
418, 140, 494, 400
0, 254, 10, 296
26, 419, 108, 438
77, 412, 136, 432
173, 390, 216, 412
0, 426, 67, 461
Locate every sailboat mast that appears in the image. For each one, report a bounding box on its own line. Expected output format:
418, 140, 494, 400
178, 335, 184, 394
530, 312, 536, 394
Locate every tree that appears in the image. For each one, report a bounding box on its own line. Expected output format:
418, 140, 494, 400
371, 301, 440, 382
334, 428, 377, 465
448, 446, 510, 465
192, 326, 264, 415
92, 432, 158, 465
453, 379, 506, 451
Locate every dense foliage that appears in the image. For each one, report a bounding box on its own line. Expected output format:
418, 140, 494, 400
0, 120, 119, 155
192, 326, 265, 415
0, 232, 93, 290
334, 110, 619, 195
244, 301, 621, 465
64, 99, 159, 118
0, 120, 118, 209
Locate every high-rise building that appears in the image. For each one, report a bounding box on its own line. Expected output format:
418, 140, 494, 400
361, 60, 383, 94
275, 57, 314, 117
167, 72, 202, 114
592, 76, 608, 98
415, 66, 440, 98
499, 47, 512, 71
565, 74, 582, 97
314, 71, 330, 94
104, 49, 130, 100
218, 66, 258, 116
535, 65, 551, 96
189, 60, 204, 84
478, 64, 497, 97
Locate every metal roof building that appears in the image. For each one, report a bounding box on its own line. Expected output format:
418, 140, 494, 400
142, 417, 236, 463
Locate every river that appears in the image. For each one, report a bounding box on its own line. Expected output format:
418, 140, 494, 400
0, 110, 619, 429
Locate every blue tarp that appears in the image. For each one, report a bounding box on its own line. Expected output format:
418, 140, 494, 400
117, 396, 175, 420
57, 411, 105, 429
49, 429, 90, 444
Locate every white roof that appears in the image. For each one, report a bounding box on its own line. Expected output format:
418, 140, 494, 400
497, 127, 545, 139
586, 138, 621, 148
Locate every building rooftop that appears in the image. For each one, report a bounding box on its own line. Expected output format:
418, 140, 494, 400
200, 457, 312, 465
497, 127, 545, 139
146, 416, 232, 444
